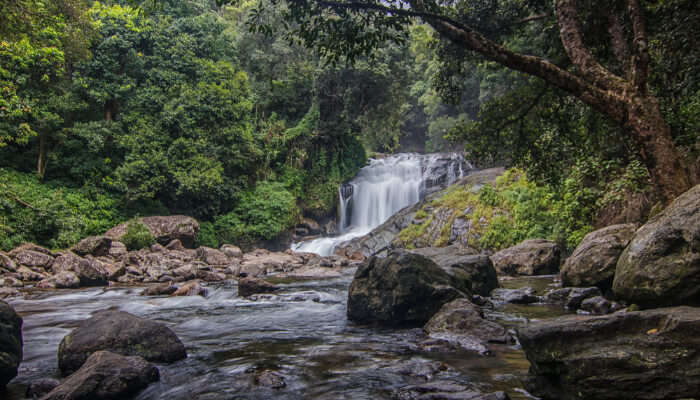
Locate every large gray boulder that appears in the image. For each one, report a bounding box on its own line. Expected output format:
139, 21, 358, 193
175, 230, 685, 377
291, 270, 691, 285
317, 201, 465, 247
41, 351, 159, 400
409, 246, 498, 296
71, 236, 112, 257
424, 298, 511, 354
491, 239, 561, 276
51, 253, 108, 287
560, 224, 636, 291
613, 184, 700, 307
0, 300, 22, 388
58, 310, 186, 375
105, 216, 199, 248
518, 306, 700, 400
347, 251, 470, 327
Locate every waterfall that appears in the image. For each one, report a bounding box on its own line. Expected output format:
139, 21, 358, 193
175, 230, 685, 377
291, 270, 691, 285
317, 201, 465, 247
292, 153, 470, 256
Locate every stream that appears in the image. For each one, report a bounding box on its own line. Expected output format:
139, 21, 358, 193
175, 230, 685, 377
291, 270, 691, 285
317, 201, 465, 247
6, 275, 566, 400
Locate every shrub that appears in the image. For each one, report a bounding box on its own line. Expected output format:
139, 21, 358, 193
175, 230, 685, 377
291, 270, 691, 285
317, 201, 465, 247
121, 220, 156, 251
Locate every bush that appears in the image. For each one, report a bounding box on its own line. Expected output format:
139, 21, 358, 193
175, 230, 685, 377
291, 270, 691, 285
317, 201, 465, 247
121, 220, 156, 251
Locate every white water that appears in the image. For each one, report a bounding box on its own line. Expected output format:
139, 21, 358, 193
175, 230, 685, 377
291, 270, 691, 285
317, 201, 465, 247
292, 153, 468, 256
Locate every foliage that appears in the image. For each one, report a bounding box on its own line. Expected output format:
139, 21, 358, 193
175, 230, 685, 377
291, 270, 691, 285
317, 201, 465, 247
120, 220, 155, 251
0, 168, 125, 251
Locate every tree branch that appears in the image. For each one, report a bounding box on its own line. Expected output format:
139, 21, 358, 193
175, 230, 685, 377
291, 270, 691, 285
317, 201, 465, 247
607, 9, 631, 78
627, 0, 649, 93
555, 0, 627, 93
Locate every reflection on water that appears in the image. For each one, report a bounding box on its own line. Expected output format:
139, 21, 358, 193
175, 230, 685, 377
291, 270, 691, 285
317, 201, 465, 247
5, 275, 563, 399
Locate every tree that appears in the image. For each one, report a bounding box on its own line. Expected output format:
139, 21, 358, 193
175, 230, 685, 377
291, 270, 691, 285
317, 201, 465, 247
244, 0, 697, 201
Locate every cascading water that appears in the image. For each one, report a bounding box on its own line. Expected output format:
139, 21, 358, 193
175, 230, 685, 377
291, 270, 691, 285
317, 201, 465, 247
292, 153, 470, 256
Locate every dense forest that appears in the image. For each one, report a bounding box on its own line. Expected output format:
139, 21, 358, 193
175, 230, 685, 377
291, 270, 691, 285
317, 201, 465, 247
1, 0, 698, 252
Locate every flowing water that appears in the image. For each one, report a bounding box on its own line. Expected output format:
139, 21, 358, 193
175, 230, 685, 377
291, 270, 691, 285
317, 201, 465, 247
4, 152, 568, 399
5, 275, 566, 400
292, 153, 470, 256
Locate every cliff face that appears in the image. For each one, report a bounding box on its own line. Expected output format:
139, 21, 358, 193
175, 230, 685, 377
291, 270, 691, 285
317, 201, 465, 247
334, 168, 506, 258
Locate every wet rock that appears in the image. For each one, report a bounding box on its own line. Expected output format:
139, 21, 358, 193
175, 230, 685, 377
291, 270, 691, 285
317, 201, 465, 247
541, 287, 572, 304
173, 264, 196, 280
0, 288, 21, 299
197, 247, 230, 265
37, 271, 80, 289
0, 252, 17, 272
105, 215, 199, 248
58, 310, 186, 375
519, 306, 700, 400
107, 241, 128, 260
238, 277, 278, 297
579, 296, 623, 315
490, 287, 538, 304
141, 283, 178, 296
409, 246, 497, 296
42, 351, 159, 400
164, 239, 185, 251
490, 239, 561, 276
150, 243, 166, 253
103, 262, 126, 281
26, 378, 60, 398
0, 300, 22, 388
17, 266, 47, 282
0, 276, 24, 288
12, 249, 54, 269
347, 250, 470, 327
52, 253, 108, 286
220, 244, 242, 259
171, 280, 207, 297
565, 287, 602, 310
197, 270, 226, 282
560, 224, 636, 291
613, 184, 700, 307
71, 236, 112, 257
393, 381, 509, 400
254, 370, 285, 389
424, 299, 512, 354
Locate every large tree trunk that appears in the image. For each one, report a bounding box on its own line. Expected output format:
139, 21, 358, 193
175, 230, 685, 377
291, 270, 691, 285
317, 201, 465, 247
37, 133, 48, 181
624, 95, 691, 200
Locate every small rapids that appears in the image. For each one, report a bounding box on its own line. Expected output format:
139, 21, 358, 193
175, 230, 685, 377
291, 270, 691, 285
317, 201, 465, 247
5, 275, 565, 400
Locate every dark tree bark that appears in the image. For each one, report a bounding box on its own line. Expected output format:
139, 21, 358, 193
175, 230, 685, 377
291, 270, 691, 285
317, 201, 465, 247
400, 0, 692, 201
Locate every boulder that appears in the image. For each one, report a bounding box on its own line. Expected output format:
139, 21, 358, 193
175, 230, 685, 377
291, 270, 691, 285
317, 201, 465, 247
613, 184, 700, 307
9, 243, 54, 258
424, 299, 512, 354
0, 288, 21, 299
491, 287, 538, 304
105, 216, 199, 248
107, 242, 128, 260
71, 236, 112, 257
165, 239, 184, 251
565, 287, 601, 310
0, 276, 23, 288
58, 310, 186, 375
0, 300, 22, 387
37, 271, 80, 289
254, 370, 286, 389
42, 351, 159, 400
490, 239, 561, 276
173, 264, 197, 280
17, 265, 47, 281
220, 244, 243, 259
518, 306, 700, 400
52, 253, 108, 286
26, 378, 60, 398
141, 283, 178, 296
0, 252, 17, 272
347, 251, 470, 327
238, 277, 278, 297
579, 296, 623, 315
196, 246, 229, 266
11, 248, 54, 269
409, 246, 498, 296
171, 281, 207, 297
560, 224, 636, 291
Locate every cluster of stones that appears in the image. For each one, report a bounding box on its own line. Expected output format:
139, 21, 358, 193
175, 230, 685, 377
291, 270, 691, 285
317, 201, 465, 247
0, 216, 357, 300
346, 184, 700, 400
